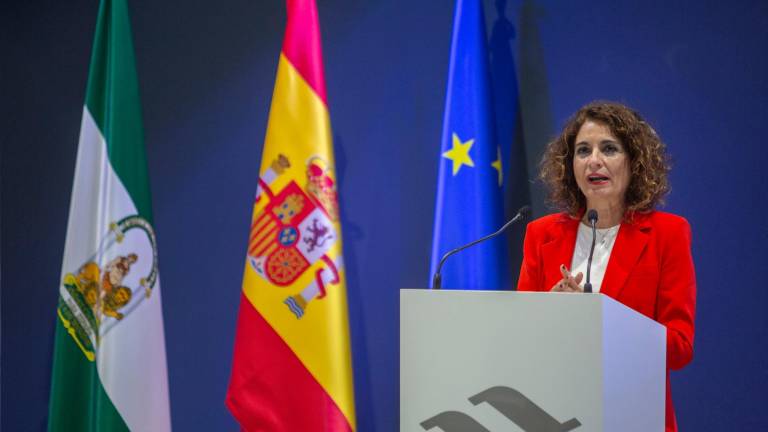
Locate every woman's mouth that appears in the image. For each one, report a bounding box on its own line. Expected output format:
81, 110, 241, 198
587, 174, 610, 185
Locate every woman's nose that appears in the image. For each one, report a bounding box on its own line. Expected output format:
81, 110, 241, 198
587, 150, 603, 168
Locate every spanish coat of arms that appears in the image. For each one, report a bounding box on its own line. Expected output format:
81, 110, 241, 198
248, 154, 342, 319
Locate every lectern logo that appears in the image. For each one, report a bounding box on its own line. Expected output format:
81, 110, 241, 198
420, 386, 581, 432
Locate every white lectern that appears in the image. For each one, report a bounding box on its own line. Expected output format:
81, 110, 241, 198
400, 290, 665, 432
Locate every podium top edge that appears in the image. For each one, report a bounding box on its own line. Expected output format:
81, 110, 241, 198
400, 288, 601, 295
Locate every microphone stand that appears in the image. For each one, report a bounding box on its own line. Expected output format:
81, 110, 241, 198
583, 209, 598, 293
432, 206, 530, 290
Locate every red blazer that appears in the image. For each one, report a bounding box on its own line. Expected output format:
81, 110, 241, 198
517, 210, 696, 432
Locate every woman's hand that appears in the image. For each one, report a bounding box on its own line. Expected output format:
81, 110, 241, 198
550, 264, 584, 293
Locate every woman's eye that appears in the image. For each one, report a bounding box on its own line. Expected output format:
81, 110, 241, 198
576, 146, 590, 156
603, 145, 618, 154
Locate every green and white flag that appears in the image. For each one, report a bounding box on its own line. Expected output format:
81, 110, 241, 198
48, 0, 171, 430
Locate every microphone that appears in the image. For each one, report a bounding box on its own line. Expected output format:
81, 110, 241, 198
583, 209, 598, 293
432, 205, 531, 290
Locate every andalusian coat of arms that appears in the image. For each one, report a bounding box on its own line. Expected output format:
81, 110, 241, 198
58, 216, 158, 360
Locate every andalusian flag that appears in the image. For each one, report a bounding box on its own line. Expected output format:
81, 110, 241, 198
226, 0, 356, 430
48, 1, 171, 430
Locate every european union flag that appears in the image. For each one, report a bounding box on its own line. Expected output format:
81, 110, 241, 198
430, 0, 509, 290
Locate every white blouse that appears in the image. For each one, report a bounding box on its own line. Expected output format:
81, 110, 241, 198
570, 222, 621, 292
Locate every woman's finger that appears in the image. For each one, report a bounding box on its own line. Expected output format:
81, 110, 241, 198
574, 272, 584, 284
563, 275, 583, 292
550, 279, 566, 292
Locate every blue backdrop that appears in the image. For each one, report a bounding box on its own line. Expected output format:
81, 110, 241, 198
2, 0, 767, 430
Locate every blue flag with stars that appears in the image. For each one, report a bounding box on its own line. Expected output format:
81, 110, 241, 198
430, 0, 509, 290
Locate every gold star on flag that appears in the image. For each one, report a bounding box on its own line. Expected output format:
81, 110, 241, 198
442, 133, 475, 175
491, 146, 503, 186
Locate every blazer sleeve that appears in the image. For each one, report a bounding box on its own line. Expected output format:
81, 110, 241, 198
517, 222, 544, 292
657, 217, 697, 370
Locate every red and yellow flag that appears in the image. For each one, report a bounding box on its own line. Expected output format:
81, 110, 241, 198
226, 1, 356, 430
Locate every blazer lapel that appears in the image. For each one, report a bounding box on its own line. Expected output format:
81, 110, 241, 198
540, 215, 580, 289
600, 214, 651, 299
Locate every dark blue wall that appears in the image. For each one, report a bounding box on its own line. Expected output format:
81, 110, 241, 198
3, 0, 767, 430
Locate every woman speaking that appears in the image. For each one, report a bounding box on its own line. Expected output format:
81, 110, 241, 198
517, 101, 696, 432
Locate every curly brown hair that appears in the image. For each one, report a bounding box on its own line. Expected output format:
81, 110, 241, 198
539, 101, 670, 217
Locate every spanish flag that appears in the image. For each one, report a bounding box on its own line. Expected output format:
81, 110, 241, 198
226, 1, 356, 431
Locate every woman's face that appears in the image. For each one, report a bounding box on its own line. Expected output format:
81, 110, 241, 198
572, 120, 630, 209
